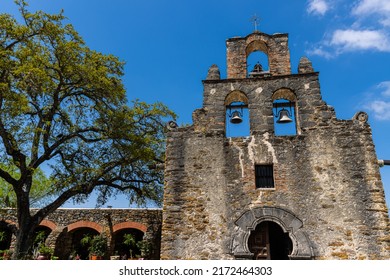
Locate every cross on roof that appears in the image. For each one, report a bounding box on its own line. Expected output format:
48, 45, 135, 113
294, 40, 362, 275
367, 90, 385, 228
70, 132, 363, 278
250, 14, 260, 32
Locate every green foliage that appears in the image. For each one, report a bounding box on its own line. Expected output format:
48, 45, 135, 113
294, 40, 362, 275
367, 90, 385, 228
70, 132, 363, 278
0, 163, 54, 207
81, 234, 107, 257
0, 230, 6, 242
122, 233, 136, 247
33, 230, 46, 246
37, 243, 53, 255
0, 1, 175, 210
136, 240, 153, 258
122, 233, 137, 258
0, 1, 175, 259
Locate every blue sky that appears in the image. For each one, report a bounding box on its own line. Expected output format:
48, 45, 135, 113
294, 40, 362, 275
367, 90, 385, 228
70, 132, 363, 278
1, 0, 390, 209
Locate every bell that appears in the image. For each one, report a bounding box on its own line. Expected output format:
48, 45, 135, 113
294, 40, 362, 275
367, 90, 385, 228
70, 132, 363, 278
276, 109, 293, 123
230, 110, 243, 124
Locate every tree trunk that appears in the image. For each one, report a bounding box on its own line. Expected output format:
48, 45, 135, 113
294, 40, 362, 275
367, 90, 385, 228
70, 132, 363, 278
12, 214, 37, 259
12, 178, 38, 260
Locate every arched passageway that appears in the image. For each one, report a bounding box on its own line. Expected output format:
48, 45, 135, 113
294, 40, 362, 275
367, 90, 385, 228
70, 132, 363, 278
70, 228, 100, 260
112, 228, 144, 259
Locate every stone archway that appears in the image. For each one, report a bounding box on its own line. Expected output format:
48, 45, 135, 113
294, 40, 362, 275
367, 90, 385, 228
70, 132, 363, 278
231, 207, 314, 259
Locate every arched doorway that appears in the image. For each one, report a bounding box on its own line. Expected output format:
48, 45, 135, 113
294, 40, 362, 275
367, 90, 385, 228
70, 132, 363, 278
71, 228, 100, 260
231, 207, 314, 259
248, 221, 293, 260
113, 228, 144, 259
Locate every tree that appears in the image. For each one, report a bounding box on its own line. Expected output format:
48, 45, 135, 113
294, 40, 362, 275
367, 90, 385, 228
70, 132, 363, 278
0, 1, 175, 259
0, 162, 54, 208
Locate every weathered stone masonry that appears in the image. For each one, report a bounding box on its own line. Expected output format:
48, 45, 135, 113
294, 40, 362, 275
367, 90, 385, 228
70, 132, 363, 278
1, 208, 161, 259
161, 31, 390, 260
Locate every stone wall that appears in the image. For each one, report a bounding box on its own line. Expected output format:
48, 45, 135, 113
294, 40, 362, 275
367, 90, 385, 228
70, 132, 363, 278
1, 208, 162, 259
226, 32, 291, 79
161, 31, 390, 260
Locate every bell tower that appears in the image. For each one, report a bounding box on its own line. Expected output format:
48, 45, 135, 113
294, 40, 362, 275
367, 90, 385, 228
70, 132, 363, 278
161, 30, 390, 260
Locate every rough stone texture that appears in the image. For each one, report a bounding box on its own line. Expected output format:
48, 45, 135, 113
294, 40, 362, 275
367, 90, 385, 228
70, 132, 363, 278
161, 31, 390, 260
0, 208, 162, 259
227, 32, 291, 79
298, 57, 314, 74
206, 64, 221, 80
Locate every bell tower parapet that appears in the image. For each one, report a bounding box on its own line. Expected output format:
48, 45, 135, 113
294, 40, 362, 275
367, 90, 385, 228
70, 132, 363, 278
226, 32, 291, 79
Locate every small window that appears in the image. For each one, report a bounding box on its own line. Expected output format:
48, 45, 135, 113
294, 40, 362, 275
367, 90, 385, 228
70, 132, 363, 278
255, 165, 274, 189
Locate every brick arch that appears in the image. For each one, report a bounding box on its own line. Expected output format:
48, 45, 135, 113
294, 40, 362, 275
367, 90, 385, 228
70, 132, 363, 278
39, 219, 57, 231
0, 219, 17, 226
113, 221, 147, 233
67, 221, 103, 233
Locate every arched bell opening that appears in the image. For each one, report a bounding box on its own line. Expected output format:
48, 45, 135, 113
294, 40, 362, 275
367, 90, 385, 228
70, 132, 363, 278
248, 221, 293, 260
225, 91, 249, 138
272, 88, 299, 136
246, 40, 270, 78
247, 52, 270, 78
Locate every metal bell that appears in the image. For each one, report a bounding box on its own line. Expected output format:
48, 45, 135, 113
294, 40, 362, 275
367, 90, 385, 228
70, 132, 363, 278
230, 111, 243, 124
276, 109, 293, 123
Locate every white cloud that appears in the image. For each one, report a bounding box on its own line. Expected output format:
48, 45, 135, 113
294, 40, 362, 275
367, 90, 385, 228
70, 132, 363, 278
365, 100, 390, 121
330, 29, 390, 52
353, 0, 390, 28
306, 0, 390, 57
307, 0, 329, 16
364, 81, 390, 121
378, 81, 390, 97
353, 0, 390, 17
306, 47, 334, 59
381, 18, 390, 27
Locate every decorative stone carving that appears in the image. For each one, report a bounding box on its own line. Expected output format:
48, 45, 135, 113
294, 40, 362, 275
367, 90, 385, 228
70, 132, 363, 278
231, 207, 314, 259
353, 111, 368, 124
166, 121, 178, 131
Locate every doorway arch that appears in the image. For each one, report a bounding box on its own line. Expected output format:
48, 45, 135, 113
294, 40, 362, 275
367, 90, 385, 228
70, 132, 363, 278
231, 207, 314, 259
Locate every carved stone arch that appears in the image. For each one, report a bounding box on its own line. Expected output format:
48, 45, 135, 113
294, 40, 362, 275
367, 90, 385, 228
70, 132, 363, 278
272, 88, 297, 102
245, 33, 271, 56
231, 207, 314, 259
224, 90, 249, 106
246, 40, 269, 57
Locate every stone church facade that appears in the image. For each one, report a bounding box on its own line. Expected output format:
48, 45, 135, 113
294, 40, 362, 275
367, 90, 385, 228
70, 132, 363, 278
160, 31, 390, 260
